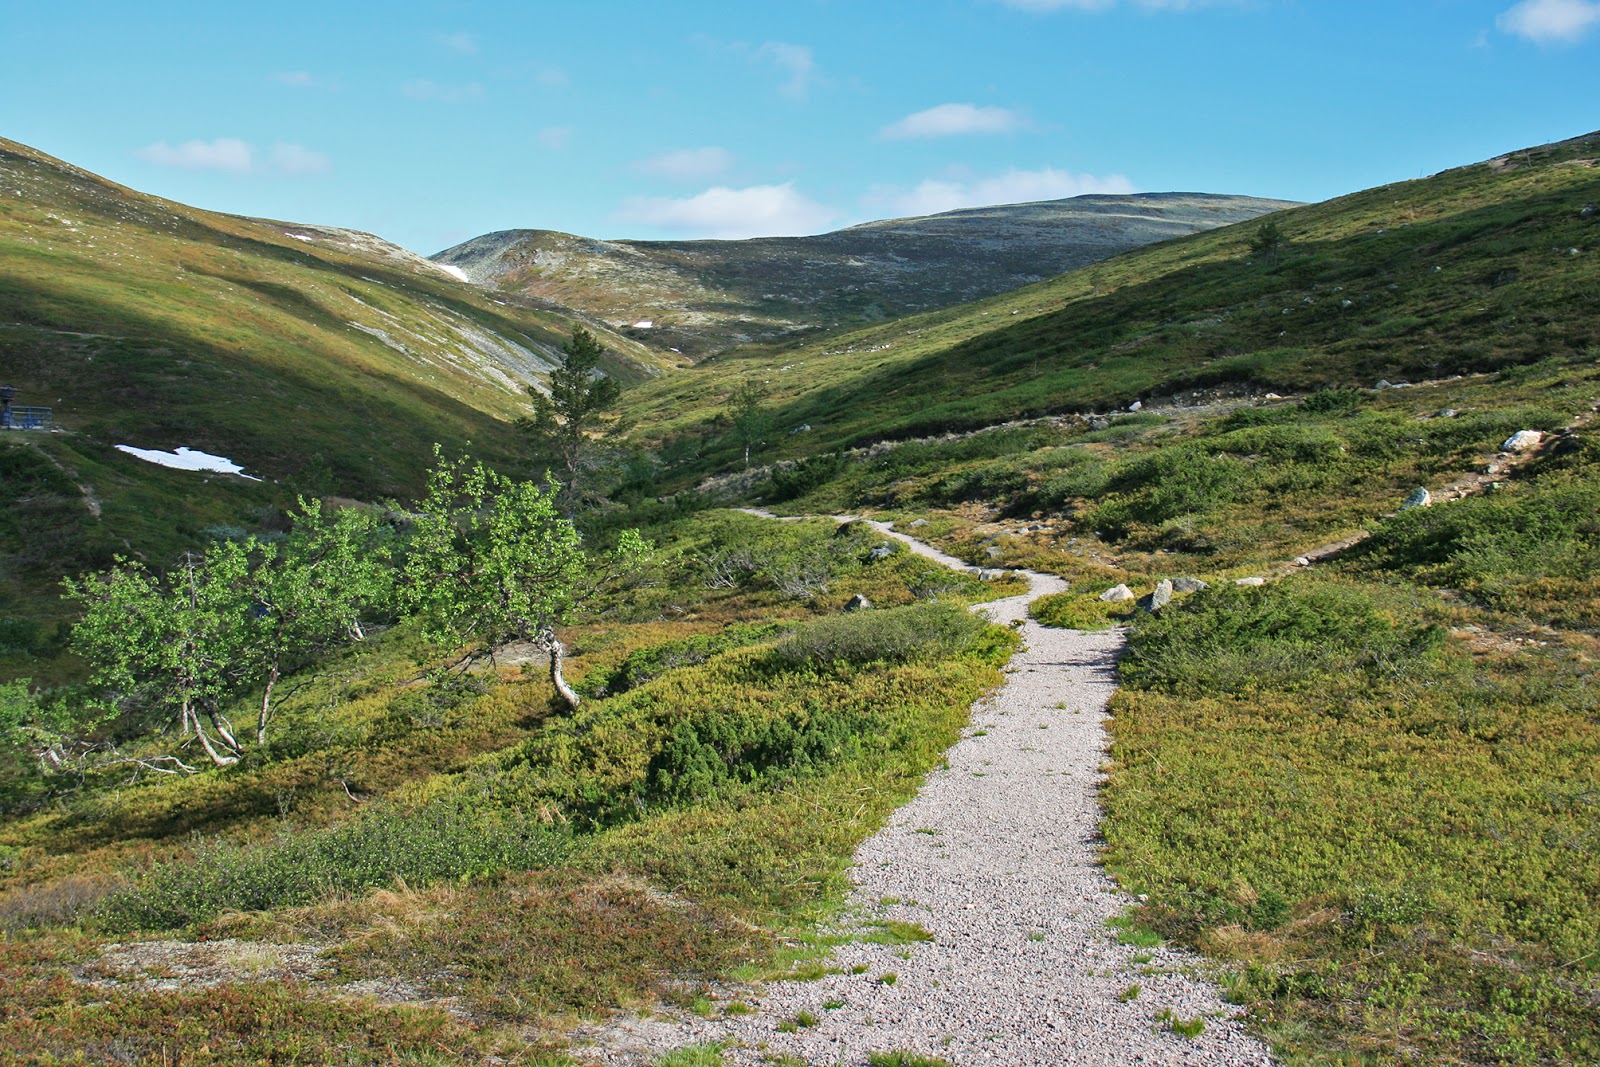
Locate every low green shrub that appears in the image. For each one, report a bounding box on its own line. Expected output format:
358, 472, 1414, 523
1029, 592, 1128, 631
97, 795, 571, 932
1119, 579, 1444, 695
773, 603, 987, 668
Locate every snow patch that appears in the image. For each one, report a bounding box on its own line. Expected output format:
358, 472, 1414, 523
116, 445, 262, 480
437, 263, 471, 283
286, 233, 315, 242
632, 319, 654, 329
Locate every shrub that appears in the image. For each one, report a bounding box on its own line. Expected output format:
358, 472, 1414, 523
772, 603, 987, 668
97, 795, 572, 931
1119, 579, 1444, 695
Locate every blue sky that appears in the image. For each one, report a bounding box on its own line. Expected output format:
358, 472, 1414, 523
6, 1, 1598, 254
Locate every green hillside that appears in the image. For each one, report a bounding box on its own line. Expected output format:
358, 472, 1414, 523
621, 131, 1599, 475
0, 137, 669, 661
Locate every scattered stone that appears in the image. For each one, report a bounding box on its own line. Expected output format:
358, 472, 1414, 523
1341, 299, 1355, 308
843, 594, 872, 612
1235, 576, 1266, 586
1128, 400, 1143, 412
1438, 408, 1458, 418
1172, 577, 1208, 593
788, 423, 812, 435
1400, 487, 1432, 510
1582, 204, 1597, 218
1375, 379, 1394, 389
868, 543, 895, 561
1501, 430, 1543, 453
1099, 584, 1135, 603
986, 545, 1004, 560
1147, 579, 1173, 611
1264, 392, 1283, 399
909, 518, 930, 529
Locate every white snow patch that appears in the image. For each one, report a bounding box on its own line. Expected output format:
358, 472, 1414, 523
437, 263, 471, 283
286, 233, 315, 242
632, 319, 654, 329
116, 445, 262, 480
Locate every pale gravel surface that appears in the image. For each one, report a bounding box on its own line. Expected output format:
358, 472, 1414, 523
577, 519, 1275, 1067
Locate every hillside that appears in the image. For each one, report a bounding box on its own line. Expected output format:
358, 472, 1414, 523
432, 193, 1296, 360
615, 132, 1599, 475
0, 137, 671, 656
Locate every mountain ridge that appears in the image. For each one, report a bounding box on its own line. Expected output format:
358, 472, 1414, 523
433, 192, 1298, 360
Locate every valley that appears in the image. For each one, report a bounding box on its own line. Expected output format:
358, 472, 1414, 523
1, 129, 1598, 1067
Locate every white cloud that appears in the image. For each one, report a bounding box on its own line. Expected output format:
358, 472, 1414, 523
535, 65, 570, 88
756, 41, 818, 99
438, 31, 478, 55
866, 167, 1135, 217
134, 138, 330, 177
135, 138, 255, 173
402, 79, 484, 102
880, 103, 1026, 140
537, 126, 572, 150
1497, 0, 1600, 42
634, 147, 735, 180
615, 183, 837, 239
267, 143, 331, 176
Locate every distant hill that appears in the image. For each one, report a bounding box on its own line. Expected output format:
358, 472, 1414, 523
616, 132, 1600, 473
432, 193, 1298, 359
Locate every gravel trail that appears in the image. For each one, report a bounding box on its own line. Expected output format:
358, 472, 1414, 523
583, 520, 1275, 1067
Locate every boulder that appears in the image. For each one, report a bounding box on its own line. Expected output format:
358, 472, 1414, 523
1501, 430, 1543, 453
1375, 379, 1394, 390
1147, 579, 1174, 611
1400, 487, 1432, 510
1172, 577, 1208, 593
909, 518, 930, 529
843, 594, 872, 612
868, 543, 895, 561
1128, 400, 1143, 412
1100, 584, 1135, 603
985, 545, 1004, 560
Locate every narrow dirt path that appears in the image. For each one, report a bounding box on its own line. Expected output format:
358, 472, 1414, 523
582, 518, 1274, 1066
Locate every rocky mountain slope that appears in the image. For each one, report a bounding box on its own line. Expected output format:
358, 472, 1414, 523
433, 193, 1297, 359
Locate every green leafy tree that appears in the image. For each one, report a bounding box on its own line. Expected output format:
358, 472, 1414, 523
65, 546, 255, 767
730, 378, 772, 469
400, 449, 589, 707
247, 500, 393, 746
520, 326, 623, 506
1248, 219, 1288, 268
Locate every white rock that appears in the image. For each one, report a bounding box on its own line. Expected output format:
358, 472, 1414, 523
1099, 584, 1135, 602
1501, 430, 1543, 453
1235, 576, 1266, 586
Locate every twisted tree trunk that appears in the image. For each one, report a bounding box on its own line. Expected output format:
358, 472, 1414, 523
541, 626, 581, 711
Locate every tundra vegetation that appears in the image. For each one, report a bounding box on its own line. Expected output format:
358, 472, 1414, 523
0, 132, 1597, 1065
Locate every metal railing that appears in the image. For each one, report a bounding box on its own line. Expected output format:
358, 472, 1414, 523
1, 406, 53, 430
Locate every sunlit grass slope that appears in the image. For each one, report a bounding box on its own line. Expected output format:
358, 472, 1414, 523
620, 131, 1599, 475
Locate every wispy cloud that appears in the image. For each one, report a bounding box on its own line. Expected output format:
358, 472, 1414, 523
615, 183, 837, 239
271, 70, 326, 89
1497, 0, 1600, 43
437, 30, 478, 55
134, 138, 330, 177
634, 147, 735, 180
757, 41, 818, 99
696, 36, 822, 100
537, 127, 572, 150
267, 143, 332, 176
880, 104, 1027, 140
402, 79, 484, 103
865, 167, 1135, 217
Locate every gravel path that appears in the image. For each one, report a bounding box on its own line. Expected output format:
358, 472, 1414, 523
581, 520, 1275, 1067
